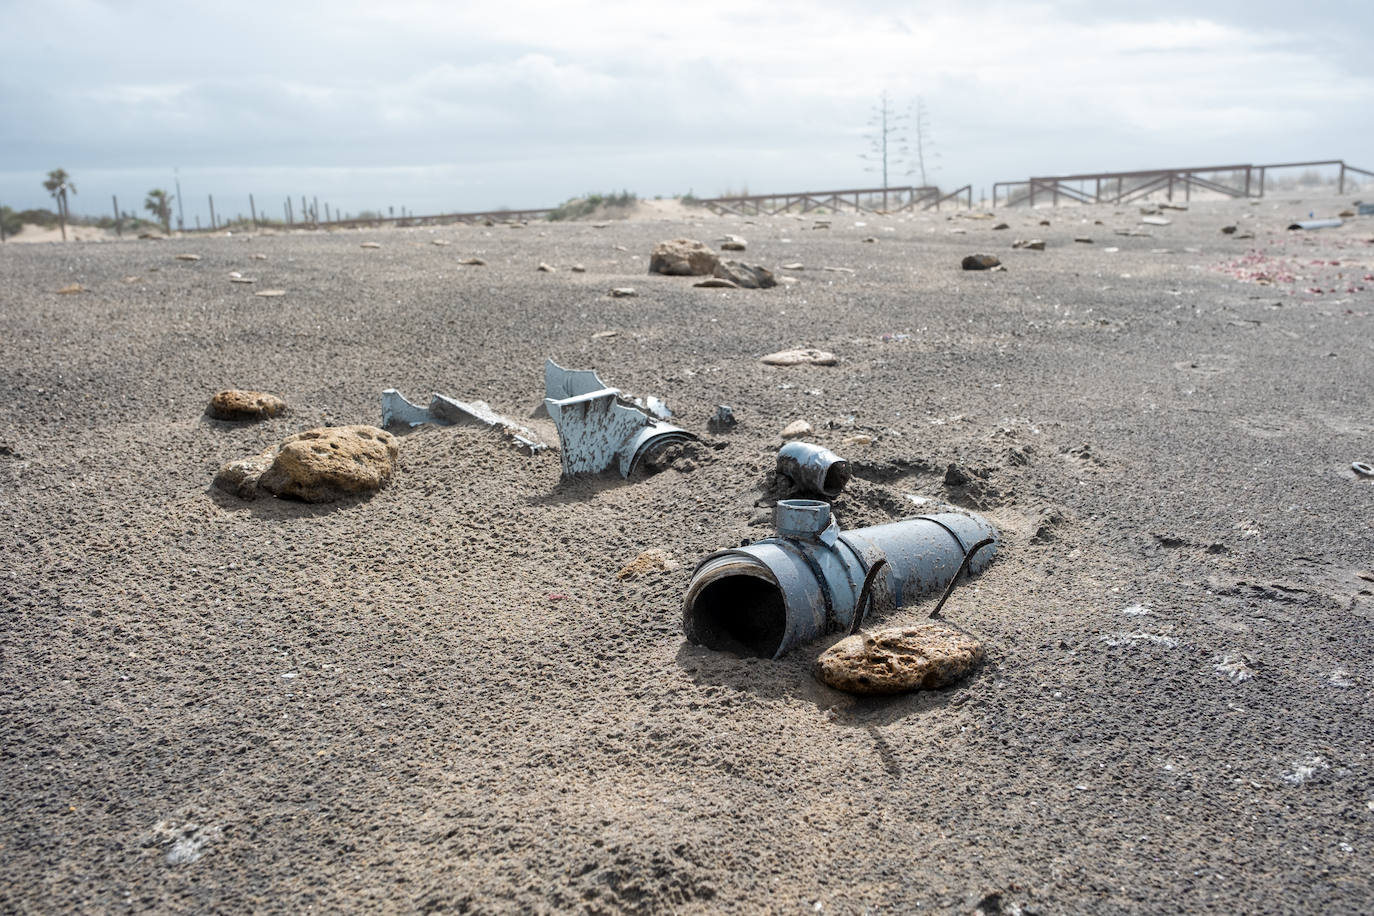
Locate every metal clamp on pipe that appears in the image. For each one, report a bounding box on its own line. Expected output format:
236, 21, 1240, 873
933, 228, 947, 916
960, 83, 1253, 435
682, 500, 998, 658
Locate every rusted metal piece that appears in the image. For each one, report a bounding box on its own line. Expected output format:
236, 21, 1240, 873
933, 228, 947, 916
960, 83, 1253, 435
381, 389, 546, 454
928, 537, 997, 620
847, 558, 891, 636
683, 501, 998, 658
776, 442, 851, 498
542, 358, 695, 477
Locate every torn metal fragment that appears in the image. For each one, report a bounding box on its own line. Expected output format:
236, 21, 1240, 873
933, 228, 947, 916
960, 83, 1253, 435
542, 358, 695, 477
381, 389, 546, 454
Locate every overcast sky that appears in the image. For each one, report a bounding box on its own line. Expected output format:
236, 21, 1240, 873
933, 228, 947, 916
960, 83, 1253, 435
2, 0, 1371, 225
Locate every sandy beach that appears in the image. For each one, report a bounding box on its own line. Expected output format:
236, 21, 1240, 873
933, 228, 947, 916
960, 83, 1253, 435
1, 195, 1372, 913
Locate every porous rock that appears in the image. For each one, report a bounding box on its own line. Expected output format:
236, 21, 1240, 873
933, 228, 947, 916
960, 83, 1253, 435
713, 259, 776, 289
616, 549, 679, 580
649, 238, 720, 276
780, 420, 813, 439
215, 425, 399, 503
814, 622, 984, 695
206, 389, 287, 421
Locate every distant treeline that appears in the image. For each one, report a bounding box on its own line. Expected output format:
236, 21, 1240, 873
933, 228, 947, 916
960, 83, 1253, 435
1, 205, 159, 235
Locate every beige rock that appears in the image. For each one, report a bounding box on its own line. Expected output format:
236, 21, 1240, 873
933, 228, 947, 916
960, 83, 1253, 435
215, 425, 399, 503
360, 242, 382, 249
570, 264, 586, 273
431, 239, 450, 246
175, 253, 201, 261
254, 289, 286, 298
782, 262, 805, 270
649, 238, 720, 276
616, 548, 679, 580
537, 262, 556, 272
694, 278, 738, 288
251, 253, 268, 260
206, 389, 287, 421
56, 283, 86, 294
814, 622, 984, 695
608, 287, 637, 298
780, 420, 813, 439
761, 348, 837, 367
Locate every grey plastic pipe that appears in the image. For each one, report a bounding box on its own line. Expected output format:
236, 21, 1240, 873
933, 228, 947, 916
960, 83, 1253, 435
682, 500, 998, 658
776, 442, 850, 497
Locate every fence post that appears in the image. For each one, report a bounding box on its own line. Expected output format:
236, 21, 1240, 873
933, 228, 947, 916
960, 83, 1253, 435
1339, 162, 1346, 195
208, 194, 217, 229
249, 194, 257, 229
112, 194, 121, 236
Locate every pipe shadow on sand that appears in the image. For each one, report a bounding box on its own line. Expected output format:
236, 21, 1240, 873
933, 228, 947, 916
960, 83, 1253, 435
674, 638, 972, 729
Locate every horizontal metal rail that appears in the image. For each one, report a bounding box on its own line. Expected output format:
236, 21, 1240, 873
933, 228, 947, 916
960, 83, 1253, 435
994, 158, 1371, 206
698, 184, 968, 216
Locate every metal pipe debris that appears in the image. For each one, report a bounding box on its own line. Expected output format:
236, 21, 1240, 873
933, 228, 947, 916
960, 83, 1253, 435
682, 500, 998, 658
381, 389, 546, 454
776, 442, 851, 498
542, 358, 696, 477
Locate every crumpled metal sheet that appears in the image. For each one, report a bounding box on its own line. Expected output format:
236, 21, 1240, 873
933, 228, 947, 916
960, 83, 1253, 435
542, 358, 695, 477
381, 389, 546, 454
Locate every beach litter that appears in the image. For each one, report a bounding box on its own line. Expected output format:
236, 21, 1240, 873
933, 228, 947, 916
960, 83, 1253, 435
1287, 219, 1343, 231
1141, 216, 1172, 227
541, 358, 696, 478
380, 389, 545, 454
708, 406, 737, 433
1012, 239, 1044, 250
682, 499, 999, 658
776, 441, 851, 498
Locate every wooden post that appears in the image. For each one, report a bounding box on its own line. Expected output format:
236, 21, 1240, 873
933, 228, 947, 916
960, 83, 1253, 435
195, 215, 201, 230
1339, 162, 1346, 194
1185, 173, 1191, 202
1259, 167, 1266, 197
208, 194, 216, 229
1244, 167, 1252, 197
249, 193, 257, 228
313, 197, 319, 226
324, 202, 331, 223
112, 194, 121, 237
1167, 173, 1174, 201
286, 197, 293, 225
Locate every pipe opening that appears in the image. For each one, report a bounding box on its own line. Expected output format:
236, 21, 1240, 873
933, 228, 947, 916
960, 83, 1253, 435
822, 462, 851, 496
685, 574, 787, 658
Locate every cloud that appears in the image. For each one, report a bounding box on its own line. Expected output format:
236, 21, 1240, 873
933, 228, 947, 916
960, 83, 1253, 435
0, 0, 1371, 213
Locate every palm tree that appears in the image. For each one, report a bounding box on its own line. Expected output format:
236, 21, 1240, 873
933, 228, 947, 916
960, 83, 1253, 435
43, 168, 76, 241
144, 189, 174, 234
